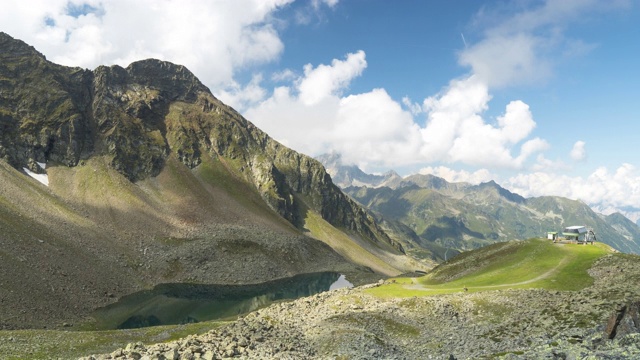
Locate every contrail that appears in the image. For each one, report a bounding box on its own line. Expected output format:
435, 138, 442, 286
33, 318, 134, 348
461, 33, 468, 48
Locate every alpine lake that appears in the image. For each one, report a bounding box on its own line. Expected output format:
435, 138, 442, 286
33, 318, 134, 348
88, 272, 353, 330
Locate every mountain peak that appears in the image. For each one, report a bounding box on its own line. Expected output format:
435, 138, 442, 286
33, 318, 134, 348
125, 59, 210, 101
316, 153, 402, 189
0, 32, 46, 60
475, 180, 525, 203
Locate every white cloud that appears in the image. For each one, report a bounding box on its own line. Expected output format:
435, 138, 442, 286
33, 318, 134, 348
418, 166, 495, 185
0, 0, 293, 90
271, 69, 297, 82
331, 89, 422, 167
531, 154, 568, 172
459, 33, 552, 88
503, 163, 640, 220
245, 55, 547, 171
244, 85, 341, 155
217, 74, 268, 111
419, 76, 545, 168
458, 0, 627, 88
570, 140, 587, 161
312, 0, 339, 9
402, 96, 423, 115
298, 51, 367, 105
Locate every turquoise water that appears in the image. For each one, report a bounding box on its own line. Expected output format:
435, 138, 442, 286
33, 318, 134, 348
91, 272, 353, 329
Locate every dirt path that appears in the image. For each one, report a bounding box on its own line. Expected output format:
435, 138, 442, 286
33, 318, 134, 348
404, 253, 573, 292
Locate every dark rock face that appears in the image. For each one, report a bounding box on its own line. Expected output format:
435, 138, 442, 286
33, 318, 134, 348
605, 301, 640, 339
0, 31, 400, 252
0, 33, 94, 172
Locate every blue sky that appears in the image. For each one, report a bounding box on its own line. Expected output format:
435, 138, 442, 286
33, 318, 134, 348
1, 0, 640, 220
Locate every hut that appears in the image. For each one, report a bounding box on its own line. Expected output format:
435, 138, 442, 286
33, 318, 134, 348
563, 226, 588, 242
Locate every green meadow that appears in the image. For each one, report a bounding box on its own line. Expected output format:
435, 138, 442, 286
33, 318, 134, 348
367, 238, 613, 297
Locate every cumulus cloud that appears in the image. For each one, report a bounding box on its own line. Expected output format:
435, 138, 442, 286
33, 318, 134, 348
0, 0, 293, 90
418, 76, 545, 168
298, 51, 367, 105
418, 166, 495, 185
217, 74, 268, 112
503, 163, 640, 221
570, 141, 587, 161
331, 89, 422, 167
246, 56, 547, 170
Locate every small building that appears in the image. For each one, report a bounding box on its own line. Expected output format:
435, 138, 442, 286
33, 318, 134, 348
563, 226, 588, 242
585, 229, 597, 244
547, 231, 558, 241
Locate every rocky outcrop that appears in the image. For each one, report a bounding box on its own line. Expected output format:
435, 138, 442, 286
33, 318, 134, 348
605, 301, 640, 340
0, 33, 94, 173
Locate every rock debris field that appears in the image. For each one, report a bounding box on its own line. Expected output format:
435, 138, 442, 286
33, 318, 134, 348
81, 253, 640, 360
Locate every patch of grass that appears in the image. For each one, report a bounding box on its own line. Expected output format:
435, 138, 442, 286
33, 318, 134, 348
534, 242, 608, 290
471, 298, 514, 324
366, 239, 613, 297
329, 313, 419, 337
303, 209, 401, 276
491, 350, 525, 358
0, 321, 226, 360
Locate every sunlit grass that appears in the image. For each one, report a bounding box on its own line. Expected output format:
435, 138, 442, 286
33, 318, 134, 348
0, 321, 227, 360
367, 239, 612, 298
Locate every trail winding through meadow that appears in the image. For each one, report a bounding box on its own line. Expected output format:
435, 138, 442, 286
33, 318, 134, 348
404, 251, 575, 292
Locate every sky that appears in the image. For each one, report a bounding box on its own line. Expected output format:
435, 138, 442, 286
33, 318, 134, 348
1, 0, 640, 220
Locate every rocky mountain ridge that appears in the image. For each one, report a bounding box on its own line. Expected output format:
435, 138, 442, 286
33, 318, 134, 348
316, 153, 403, 189
0, 33, 417, 330
1, 32, 402, 247
318, 156, 640, 254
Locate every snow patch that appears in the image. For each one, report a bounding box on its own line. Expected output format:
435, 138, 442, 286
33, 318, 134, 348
37, 161, 46, 170
23, 167, 49, 186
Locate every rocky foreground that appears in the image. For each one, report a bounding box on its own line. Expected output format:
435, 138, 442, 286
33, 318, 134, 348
79, 253, 640, 360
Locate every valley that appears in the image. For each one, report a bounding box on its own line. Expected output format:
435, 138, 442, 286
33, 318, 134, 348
3, 238, 640, 359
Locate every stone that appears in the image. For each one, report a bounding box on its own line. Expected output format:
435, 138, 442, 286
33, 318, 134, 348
163, 349, 179, 360
605, 301, 640, 339
616, 301, 640, 338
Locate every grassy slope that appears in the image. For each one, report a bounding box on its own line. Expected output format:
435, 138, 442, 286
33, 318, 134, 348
367, 238, 613, 297
0, 321, 226, 360
302, 209, 407, 276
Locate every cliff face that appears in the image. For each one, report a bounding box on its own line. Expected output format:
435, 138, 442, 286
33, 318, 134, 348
0, 32, 400, 253
0, 33, 93, 172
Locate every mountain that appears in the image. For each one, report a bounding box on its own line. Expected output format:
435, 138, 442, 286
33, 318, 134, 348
316, 153, 403, 189
604, 212, 640, 243
316, 156, 640, 254
342, 172, 640, 254
0, 33, 422, 329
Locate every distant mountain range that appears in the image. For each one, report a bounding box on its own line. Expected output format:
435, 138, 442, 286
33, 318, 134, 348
318, 154, 640, 256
